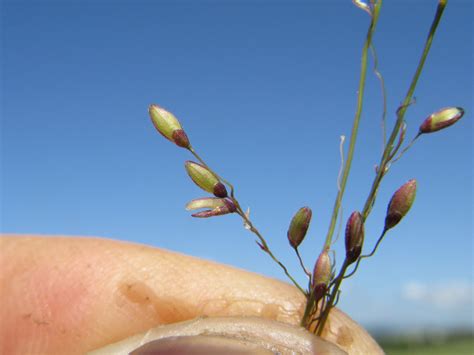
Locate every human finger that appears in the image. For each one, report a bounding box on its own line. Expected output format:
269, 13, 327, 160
0, 235, 381, 354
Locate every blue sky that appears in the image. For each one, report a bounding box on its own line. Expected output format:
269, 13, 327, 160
1, 0, 472, 332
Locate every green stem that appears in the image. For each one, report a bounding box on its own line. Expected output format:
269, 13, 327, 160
314, 0, 447, 335
391, 133, 421, 164
343, 229, 387, 279
236, 208, 306, 295
361, 229, 388, 259
295, 247, 312, 279
300, 289, 317, 327
302, 2, 383, 334
387, 122, 407, 162
343, 258, 362, 280
323, 2, 382, 250
316, 258, 350, 335
361, 0, 447, 219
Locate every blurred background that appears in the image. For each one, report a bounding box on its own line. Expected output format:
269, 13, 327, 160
1, 0, 472, 353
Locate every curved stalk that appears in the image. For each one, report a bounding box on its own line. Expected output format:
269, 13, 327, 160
235, 207, 306, 295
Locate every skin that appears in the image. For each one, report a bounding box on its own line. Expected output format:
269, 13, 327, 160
0, 235, 381, 354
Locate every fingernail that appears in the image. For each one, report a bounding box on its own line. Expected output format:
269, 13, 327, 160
130, 335, 272, 354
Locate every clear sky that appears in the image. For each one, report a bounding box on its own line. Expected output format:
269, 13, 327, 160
1, 0, 472, 333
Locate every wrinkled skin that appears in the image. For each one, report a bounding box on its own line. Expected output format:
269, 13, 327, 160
0, 235, 382, 354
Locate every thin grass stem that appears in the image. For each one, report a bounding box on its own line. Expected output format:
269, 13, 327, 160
322, 1, 382, 251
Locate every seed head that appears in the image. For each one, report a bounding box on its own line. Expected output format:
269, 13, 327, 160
384, 179, 417, 231
287, 207, 312, 249
312, 250, 331, 300
149, 104, 190, 148
186, 197, 236, 218
185, 161, 228, 198
345, 211, 364, 264
419, 107, 464, 134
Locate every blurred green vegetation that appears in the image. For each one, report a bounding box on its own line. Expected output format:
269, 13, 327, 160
378, 333, 473, 355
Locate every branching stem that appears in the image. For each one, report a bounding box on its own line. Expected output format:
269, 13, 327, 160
361, 0, 447, 220
311, 0, 447, 335
316, 258, 350, 335
187, 146, 305, 295
295, 247, 312, 279
236, 208, 306, 295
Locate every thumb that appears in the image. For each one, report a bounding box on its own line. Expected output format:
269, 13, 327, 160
0, 235, 381, 354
